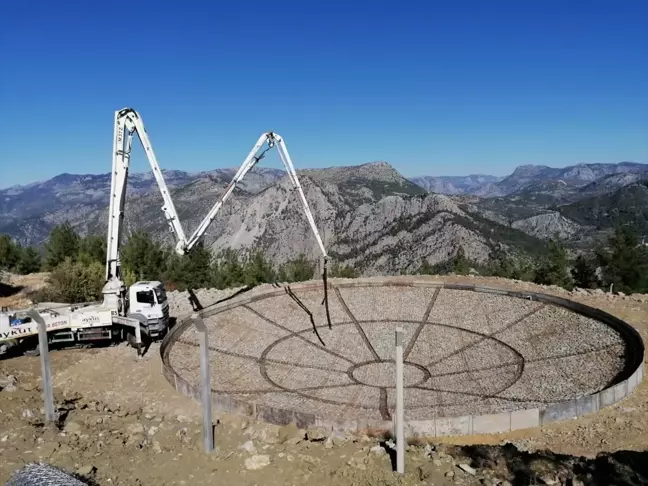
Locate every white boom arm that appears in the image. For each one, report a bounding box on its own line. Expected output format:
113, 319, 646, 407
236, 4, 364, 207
184, 131, 333, 334
104, 107, 332, 333
181, 132, 327, 259
106, 108, 187, 283
104, 108, 329, 315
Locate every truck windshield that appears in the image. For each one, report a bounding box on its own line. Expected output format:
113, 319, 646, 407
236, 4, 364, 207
155, 287, 167, 304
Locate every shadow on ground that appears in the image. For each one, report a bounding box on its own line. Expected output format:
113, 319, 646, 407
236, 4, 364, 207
0, 281, 23, 299
447, 443, 648, 486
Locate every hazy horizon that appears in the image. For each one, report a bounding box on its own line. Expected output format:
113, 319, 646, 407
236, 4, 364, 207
2, 158, 647, 190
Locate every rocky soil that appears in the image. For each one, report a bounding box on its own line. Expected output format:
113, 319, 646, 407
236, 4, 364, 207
0, 345, 480, 486
0, 272, 50, 309
1, 361, 647, 486
1, 275, 647, 485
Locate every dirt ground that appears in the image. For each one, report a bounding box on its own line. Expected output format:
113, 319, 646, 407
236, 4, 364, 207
1, 344, 467, 486
0, 274, 647, 485
0, 272, 49, 309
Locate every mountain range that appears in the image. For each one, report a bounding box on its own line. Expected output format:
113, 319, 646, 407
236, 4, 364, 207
1, 160, 646, 274
410, 161, 648, 198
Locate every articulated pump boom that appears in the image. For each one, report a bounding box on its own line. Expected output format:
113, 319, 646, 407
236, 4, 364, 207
104, 108, 330, 322
0, 107, 330, 357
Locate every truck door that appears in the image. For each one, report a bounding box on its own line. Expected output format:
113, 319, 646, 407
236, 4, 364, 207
132, 290, 156, 317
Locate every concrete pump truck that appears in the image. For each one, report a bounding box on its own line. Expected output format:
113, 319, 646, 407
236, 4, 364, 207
0, 108, 329, 357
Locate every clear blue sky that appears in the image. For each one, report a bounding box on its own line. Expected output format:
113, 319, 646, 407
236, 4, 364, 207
1, 0, 646, 188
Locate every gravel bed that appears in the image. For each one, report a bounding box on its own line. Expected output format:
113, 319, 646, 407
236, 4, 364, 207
166, 283, 630, 422
427, 289, 542, 334
166, 287, 245, 319
337, 286, 439, 322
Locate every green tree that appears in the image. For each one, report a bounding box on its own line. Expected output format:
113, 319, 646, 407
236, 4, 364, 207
123, 267, 137, 288
44, 222, 79, 270
416, 259, 435, 275
0, 234, 20, 271
509, 258, 536, 282
120, 231, 166, 281
212, 249, 246, 289
164, 242, 213, 290
243, 249, 275, 287
430, 259, 454, 275
78, 235, 107, 266
278, 254, 315, 282
45, 258, 105, 303
596, 226, 648, 293
487, 244, 515, 278
534, 236, 573, 289
329, 262, 358, 278
571, 254, 599, 289
452, 246, 470, 275
17, 247, 42, 274
484, 246, 536, 282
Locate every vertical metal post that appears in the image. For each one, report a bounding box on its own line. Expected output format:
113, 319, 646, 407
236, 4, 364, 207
134, 320, 142, 357
27, 309, 55, 422
192, 314, 215, 453
395, 327, 405, 474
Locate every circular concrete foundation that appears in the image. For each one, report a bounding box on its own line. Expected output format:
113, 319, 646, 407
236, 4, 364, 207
161, 278, 644, 437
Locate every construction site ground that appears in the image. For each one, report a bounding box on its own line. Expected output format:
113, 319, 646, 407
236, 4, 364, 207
1, 274, 647, 486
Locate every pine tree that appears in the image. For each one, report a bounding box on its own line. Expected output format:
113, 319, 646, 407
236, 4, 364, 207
212, 249, 246, 289
120, 231, 166, 281
44, 223, 80, 270
184, 243, 214, 288
46, 258, 105, 303
164, 241, 213, 290
597, 226, 648, 293
329, 262, 358, 278
509, 258, 536, 282
17, 247, 42, 274
534, 236, 573, 289
487, 244, 515, 278
243, 249, 275, 287
0, 234, 20, 271
452, 246, 470, 275
571, 254, 599, 289
416, 259, 435, 275
78, 235, 107, 266
277, 254, 315, 282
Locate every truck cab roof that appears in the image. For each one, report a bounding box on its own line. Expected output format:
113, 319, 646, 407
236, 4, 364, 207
132, 281, 164, 290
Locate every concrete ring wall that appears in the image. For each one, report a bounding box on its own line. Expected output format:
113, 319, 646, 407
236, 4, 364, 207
160, 277, 645, 438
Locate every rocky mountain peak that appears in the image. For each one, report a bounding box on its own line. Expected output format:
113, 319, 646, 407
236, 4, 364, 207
300, 161, 405, 184
509, 164, 552, 178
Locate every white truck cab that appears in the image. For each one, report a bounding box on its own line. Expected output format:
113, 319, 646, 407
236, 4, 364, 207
127, 281, 169, 338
